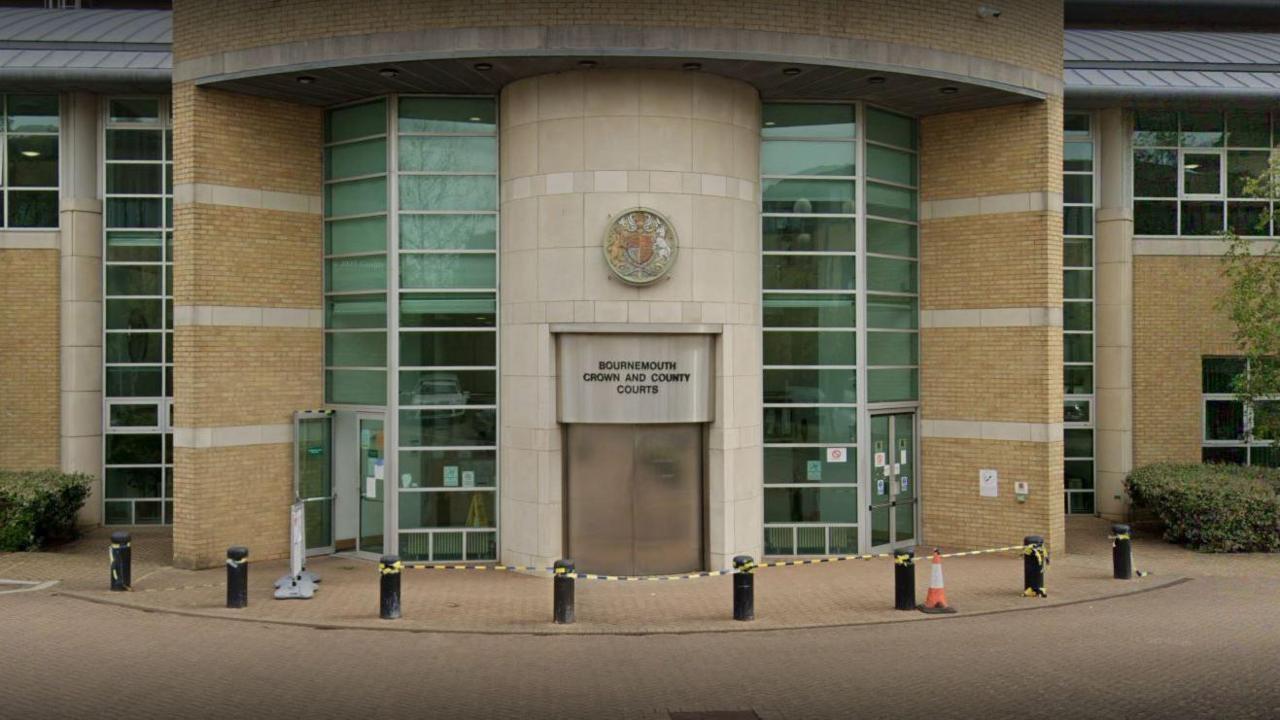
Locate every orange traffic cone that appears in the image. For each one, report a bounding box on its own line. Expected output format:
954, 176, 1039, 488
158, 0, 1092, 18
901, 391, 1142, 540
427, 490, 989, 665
918, 549, 957, 614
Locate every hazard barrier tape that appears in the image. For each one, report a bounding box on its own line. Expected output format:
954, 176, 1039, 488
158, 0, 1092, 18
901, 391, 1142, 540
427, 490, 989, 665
757, 552, 894, 568
932, 544, 1034, 562
405, 563, 738, 581
132, 582, 224, 594
405, 563, 551, 572
1108, 533, 1152, 577
567, 568, 738, 581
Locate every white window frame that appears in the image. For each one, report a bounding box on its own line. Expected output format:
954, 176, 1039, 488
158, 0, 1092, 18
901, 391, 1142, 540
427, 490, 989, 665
1179, 148, 1226, 200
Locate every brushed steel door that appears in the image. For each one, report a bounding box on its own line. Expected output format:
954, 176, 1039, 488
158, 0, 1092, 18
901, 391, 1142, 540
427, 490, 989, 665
567, 423, 703, 576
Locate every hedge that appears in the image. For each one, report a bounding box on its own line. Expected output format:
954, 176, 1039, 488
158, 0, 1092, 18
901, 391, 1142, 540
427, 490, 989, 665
1126, 463, 1280, 552
0, 470, 92, 552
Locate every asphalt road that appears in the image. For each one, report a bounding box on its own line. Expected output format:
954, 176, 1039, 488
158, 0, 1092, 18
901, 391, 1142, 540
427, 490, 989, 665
3, 572, 1278, 719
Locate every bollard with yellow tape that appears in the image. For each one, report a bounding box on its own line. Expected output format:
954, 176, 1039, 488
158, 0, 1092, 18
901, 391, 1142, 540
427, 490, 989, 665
1022, 536, 1048, 598
109, 531, 131, 592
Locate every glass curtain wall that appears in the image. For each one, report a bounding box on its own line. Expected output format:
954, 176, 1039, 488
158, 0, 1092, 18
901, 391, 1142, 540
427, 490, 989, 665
760, 103, 919, 556
1202, 357, 1280, 466
102, 97, 174, 525
2, 94, 59, 228
1063, 113, 1096, 514
324, 96, 498, 561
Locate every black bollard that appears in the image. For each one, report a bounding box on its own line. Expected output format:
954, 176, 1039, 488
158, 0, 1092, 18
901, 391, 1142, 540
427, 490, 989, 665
1111, 523, 1133, 580
109, 531, 131, 591
732, 555, 755, 621
894, 549, 916, 610
225, 546, 249, 609
1023, 535, 1047, 598
379, 555, 401, 620
553, 558, 576, 624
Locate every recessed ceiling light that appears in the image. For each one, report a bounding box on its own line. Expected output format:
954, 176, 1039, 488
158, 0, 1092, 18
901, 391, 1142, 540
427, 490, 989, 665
473, 62, 493, 71
296, 75, 317, 85
682, 62, 702, 71
379, 68, 399, 78
940, 86, 959, 94
577, 60, 598, 69
764, 121, 776, 126
868, 76, 886, 85
782, 67, 803, 76
20, 150, 39, 157
469, 116, 482, 122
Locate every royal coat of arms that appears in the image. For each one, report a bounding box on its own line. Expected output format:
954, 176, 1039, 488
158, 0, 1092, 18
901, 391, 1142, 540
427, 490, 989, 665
603, 208, 677, 285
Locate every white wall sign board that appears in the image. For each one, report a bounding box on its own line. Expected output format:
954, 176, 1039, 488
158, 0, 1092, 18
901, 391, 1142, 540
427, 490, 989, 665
826, 447, 847, 463
874, 452, 886, 467
558, 333, 714, 423
980, 468, 999, 497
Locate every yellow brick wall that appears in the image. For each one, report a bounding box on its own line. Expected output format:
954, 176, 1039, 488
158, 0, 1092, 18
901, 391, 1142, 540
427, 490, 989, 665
920, 97, 1063, 202
0, 249, 59, 470
919, 211, 1061, 310
172, 0, 1063, 78
1133, 256, 1237, 466
921, 327, 1061, 425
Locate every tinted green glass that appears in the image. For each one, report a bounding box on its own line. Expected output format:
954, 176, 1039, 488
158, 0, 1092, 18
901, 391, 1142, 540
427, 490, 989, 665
866, 107, 915, 149
106, 265, 162, 296
105, 367, 162, 397
106, 163, 162, 194
325, 216, 387, 255
1133, 110, 1177, 146
108, 98, 159, 123
325, 294, 386, 329
763, 330, 855, 366
764, 406, 855, 444
761, 140, 854, 176
397, 450, 496, 489
866, 219, 916, 257
400, 253, 495, 289
7, 95, 58, 131
762, 216, 855, 252
1065, 461, 1094, 490
1064, 141, 1092, 172
327, 100, 386, 143
8, 135, 56, 186
1064, 269, 1092, 299
866, 182, 916, 220
400, 175, 496, 211
104, 501, 132, 524
105, 332, 162, 363
765, 487, 857, 523
1227, 151, 1269, 197
1064, 399, 1090, 423
763, 447, 857, 484
764, 368, 855, 404
325, 331, 387, 367
866, 331, 918, 366
324, 369, 386, 405
1181, 201, 1224, 235
866, 256, 917, 293
325, 177, 387, 217
866, 368, 918, 402
1183, 153, 1221, 195
1227, 110, 1269, 147
1064, 333, 1093, 362
1067, 491, 1095, 513
105, 467, 162, 498
10, 191, 57, 227
400, 214, 496, 250
107, 129, 163, 160
1063, 301, 1093, 331
1064, 174, 1092, 204
1064, 237, 1092, 266
106, 298, 161, 329
399, 293, 496, 327
399, 136, 496, 172
866, 145, 916, 185
1181, 110, 1223, 147
1134, 149, 1177, 197
106, 433, 162, 464
1064, 206, 1092, 235
325, 138, 386, 180
1064, 114, 1090, 137
399, 409, 496, 447
109, 404, 159, 428
1202, 446, 1246, 465
762, 254, 854, 290
106, 197, 162, 228
398, 98, 495, 133
762, 104, 855, 138
1206, 400, 1244, 440
1134, 200, 1177, 235
1228, 202, 1269, 236
762, 179, 854, 214
762, 293, 855, 328
867, 295, 917, 329
400, 331, 495, 367
1202, 357, 1245, 393
1064, 365, 1093, 394
398, 490, 496, 529
325, 255, 387, 292
399, 370, 495, 406
1065, 428, 1094, 458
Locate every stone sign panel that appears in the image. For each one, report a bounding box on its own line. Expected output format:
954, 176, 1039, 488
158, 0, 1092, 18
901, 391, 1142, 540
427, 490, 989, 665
557, 333, 714, 423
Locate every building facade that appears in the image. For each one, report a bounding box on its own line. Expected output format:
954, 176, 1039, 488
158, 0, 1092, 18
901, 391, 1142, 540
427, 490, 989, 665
0, 0, 1268, 572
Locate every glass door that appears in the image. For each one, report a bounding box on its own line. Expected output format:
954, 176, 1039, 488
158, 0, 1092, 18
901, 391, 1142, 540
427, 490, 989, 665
357, 414, 386, 554
295, 411, 334, 555
868, 412, 917, 551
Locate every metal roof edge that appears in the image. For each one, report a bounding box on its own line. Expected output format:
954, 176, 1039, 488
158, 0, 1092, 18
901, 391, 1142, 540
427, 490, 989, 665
0, 66, 170, 86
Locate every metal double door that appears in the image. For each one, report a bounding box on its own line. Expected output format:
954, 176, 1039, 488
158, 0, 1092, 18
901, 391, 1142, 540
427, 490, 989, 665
868, 412, 918, 551
566, 423, 703, 576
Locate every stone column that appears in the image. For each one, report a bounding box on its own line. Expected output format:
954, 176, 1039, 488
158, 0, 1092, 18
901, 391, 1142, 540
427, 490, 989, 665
59, 91, 104, 525
498, 69, 763, 569
1093, 107, 1133, 520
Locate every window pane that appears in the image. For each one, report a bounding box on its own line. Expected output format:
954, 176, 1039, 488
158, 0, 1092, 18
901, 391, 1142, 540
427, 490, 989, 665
1181, 201, 1224, 235
1064, 237, 1092, 265
866, 368, 918, 402
763, 368, 855, 404
106, 163, 162, 195
866, 107, 915, 149
1227, 110, 1269, 147
762, 294, 855, 328
1183, 153, 1222, 195
866, 182, 916, 220
762, 330, 855, 365
400, 176, 496, 211
866, 295, 917, 329
400, 370, 495, 406
762, 104, 855, 139
105, 367, 162, 397
1202, 357, 1245, 393
399, 409, 496, 447
1065, 461, 1094, 490
106, 433, 162, 464
1063, 301, 1093, 331
1064, 141, 1093, 171
325, 255, 387, 292
762, 255, 854, 291
400, 293, 496, 328
106, 231, 163, 262
325, 216, 387, 255
105, 467, 162, 498
1064, 399, 1091, 423
325, 177, 387, 217
398, 136, 497, 173
1133, 110, 1177, 146
8, 135, 57, 186
865, 219, 916, 257
762, 179, 855, 214
109, 98, 160, 123
7, 95, 58, 132
1134, 200, 1177, 235
109, 404, 159, 428
1227, 151, 1269, 197
1181, 110, 1223, 147
1065, 365, 1093, 394
1228, 202, 1269, 236
1134, 149, 1177, 197
105, 332, 162, 363
763, 216, 855, 252
1249, 446, 1280, 468
106, 298, 161, 329
1202, 446, 1246, 464
326, 100, 386, 143
761, 140, 854, 176
1065, 428, 1094, 458
866, 331, 917, 366
398, 98, 495, 133
1064, 206, 1093, 236
399, 450, 496, 489
106, 197, 162, 228
1063, 174, 1092, 204
105, 265, 162, 296
1064, 114, 1090, 137
763, 406, 855, 444
398, 490, 496, 529
1067, 492, 1095, 514
1205, 400, 1244, 440
400, 331, 495, 367
765, 487, 857, 523
325, 294, 387, 329
866, 256, 917, 293
400, 214, 496, 250
1064, 333, 1093, 362
325, 138, 386, 180
324, 369, 386, 405
764, 447, 857, 484
9, 191, 57, 227
325, 332, 387, 367
400, 254, 495, 289
866, 145, 916, 185
107, 129, 162, 160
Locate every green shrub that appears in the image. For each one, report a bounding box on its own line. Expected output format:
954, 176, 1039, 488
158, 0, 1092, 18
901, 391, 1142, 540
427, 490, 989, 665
1126, 463, 1280, 552
0, 470, 93, 552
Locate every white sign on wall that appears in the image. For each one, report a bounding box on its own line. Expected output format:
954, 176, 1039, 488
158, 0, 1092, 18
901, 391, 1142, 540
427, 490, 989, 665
979, 468, 999, 498
826, 447, 847, 463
